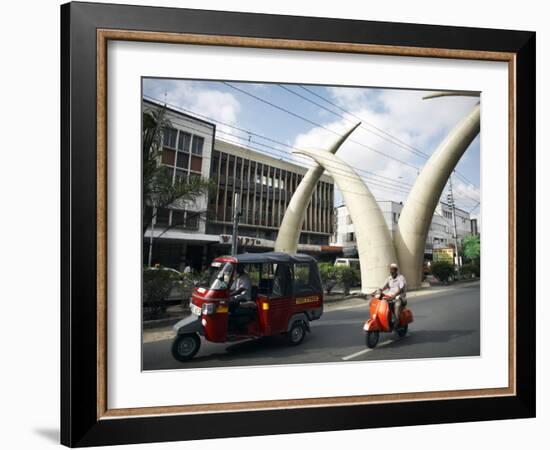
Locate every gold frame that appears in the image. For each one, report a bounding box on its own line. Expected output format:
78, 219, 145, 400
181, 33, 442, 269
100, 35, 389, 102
96, 29, 516, 420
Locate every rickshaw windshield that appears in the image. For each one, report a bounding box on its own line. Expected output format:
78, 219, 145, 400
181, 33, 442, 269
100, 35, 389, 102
204, 261, 234, 290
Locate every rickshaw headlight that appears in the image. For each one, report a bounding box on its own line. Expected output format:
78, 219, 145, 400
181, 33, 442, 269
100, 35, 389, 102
201, 303, 216, 315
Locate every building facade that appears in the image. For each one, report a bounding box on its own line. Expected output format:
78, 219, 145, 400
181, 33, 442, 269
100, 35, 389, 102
332, 201, 475, 259
143, 100, 335, 270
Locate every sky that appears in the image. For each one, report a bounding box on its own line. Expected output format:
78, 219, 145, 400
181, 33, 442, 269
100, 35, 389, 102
143, 78, 481, 222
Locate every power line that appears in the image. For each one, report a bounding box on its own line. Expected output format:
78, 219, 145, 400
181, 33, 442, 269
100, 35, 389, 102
280, 84, 429, 161
162, 106, 414, 193
222, 82, 421, 172
144, 95, 415, 189
298, 85, 431, 158
144, 96, 477, 207
162, 110, 413, 197
298, 84, 480, 191
213, 128, 413, 190
218, 135, 411, 197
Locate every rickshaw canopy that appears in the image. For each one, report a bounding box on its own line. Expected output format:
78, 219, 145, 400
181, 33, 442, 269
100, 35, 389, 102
217, 252, 317, 265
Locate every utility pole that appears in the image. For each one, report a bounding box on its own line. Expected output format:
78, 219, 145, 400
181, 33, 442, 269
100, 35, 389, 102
147, 207, 156, 267
447, 174, 461, 271
231, 193, 241, 256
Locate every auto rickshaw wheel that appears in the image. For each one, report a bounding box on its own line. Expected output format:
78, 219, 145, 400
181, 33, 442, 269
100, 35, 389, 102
366, 331, 380, 348
286, 320, 306, 346
171, 333, 201, 362
396, 324, 408, 337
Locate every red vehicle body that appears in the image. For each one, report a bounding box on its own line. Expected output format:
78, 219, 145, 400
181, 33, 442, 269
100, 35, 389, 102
363, 292, 413, 348
171, 252, 324, 362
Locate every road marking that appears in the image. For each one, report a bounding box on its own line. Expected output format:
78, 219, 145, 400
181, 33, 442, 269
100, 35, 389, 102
341, 338, 396, 361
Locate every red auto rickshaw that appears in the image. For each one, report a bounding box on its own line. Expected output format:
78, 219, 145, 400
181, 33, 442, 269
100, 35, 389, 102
171, 252, 324, 362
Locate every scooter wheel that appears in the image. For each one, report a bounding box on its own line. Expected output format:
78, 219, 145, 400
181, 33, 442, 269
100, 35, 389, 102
366, 331, 380, 348
396, 324, 408, 337
171, 333, 201, 362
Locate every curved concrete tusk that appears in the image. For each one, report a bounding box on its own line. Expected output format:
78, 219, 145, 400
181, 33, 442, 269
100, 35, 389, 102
422, 91, 480, 100
274, 122, 360, 254
292, 148, 396, 292
395, 103, 481, 288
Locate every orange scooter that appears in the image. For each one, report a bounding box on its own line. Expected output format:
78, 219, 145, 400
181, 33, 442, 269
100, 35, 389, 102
363, 290, 413, 348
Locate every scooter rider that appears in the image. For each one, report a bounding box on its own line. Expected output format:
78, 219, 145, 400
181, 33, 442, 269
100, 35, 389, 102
379, 263, 407, 328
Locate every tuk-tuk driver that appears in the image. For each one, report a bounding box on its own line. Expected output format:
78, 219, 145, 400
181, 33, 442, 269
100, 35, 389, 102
231, 265, 252, 302
379, 263, 407, 328
230, 265, 255, 329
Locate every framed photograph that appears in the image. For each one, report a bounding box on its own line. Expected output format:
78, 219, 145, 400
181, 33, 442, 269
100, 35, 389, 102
61, 1, 535, 447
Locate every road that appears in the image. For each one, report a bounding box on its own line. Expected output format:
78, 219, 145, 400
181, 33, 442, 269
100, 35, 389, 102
142, 281, 480, 370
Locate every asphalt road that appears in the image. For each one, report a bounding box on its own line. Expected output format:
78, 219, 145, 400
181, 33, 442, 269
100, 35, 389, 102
142, 281, 480, 370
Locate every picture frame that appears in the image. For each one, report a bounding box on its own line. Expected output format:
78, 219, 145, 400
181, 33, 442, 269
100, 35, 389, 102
61, 1, 535, 446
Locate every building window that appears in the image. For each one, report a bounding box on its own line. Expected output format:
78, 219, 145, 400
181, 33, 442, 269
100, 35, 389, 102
185, 212, 199, 230
347, 232, 355, 242
171, 210, 200, 230
190, 155, 202, 172
178, 132, 191, 152
176, 151, 189, 169
156, 208, 170, 226
162, 128, 177, 149
346, 215, 353, 225
161, 148, 176, 166
171, 210, 185, 228
191, 136, 204, 155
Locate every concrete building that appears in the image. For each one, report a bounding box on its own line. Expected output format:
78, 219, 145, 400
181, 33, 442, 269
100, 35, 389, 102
143, 99, 217, 270
332, 201, 475, 259
206, 140, 335, 257
143, 99, 336, 270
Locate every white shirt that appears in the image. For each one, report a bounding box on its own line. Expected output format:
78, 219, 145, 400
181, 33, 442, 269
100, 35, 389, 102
382, 274, 407, 299
231, 274, 252, 301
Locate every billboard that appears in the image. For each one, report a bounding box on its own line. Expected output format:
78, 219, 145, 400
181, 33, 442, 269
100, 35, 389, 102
433, 247, 454, 264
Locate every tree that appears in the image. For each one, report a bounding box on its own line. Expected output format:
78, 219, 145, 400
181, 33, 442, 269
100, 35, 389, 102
462, 235, 481, 262
431, 261, 455, 284
318, 262, 338, 294
142, 105, 211, 235
336, 266, 359, 296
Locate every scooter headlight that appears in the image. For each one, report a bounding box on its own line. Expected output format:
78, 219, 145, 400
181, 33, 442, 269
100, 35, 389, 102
201, 303, 216, 315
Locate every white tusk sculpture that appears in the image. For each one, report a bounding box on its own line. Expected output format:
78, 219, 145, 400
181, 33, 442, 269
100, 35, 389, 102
274, 122, 361, 254
422, 91, 480, 100
395, 102, 481, 288
292, 148, 397, 292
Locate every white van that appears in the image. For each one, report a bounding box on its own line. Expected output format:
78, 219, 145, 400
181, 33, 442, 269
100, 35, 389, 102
334, 258, 360, 272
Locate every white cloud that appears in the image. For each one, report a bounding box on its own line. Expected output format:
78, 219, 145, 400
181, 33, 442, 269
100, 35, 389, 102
291, 88, 480, 205
143, 79, 241, 135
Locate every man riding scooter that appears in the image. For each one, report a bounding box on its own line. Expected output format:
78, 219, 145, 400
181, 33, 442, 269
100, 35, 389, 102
379, 263, 407, 329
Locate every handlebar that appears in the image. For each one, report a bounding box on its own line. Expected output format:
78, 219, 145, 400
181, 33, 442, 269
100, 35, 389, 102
370, 290, 393, 300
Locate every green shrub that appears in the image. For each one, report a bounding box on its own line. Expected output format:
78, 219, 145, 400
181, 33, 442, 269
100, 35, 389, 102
431, 261, 455, 283
461, 262, 480, 278
319, 262, 338, 294
143, 268, 176, 320
335, 265, 359, 295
